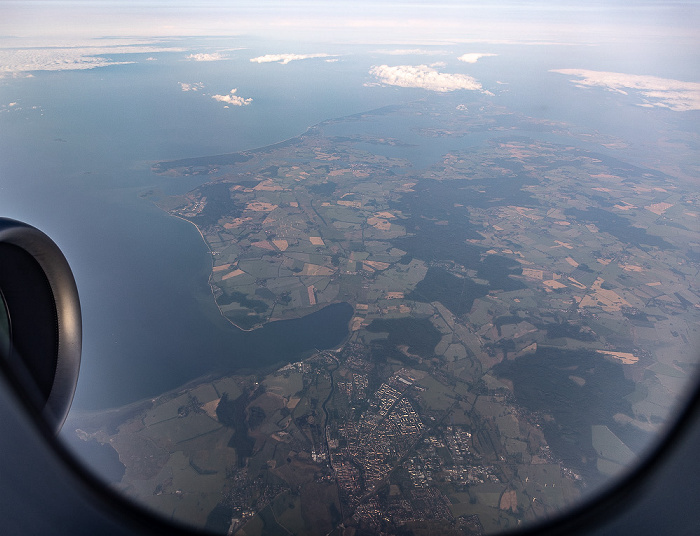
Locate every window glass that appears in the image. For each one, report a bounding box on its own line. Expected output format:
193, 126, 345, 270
1, 2, 698, 533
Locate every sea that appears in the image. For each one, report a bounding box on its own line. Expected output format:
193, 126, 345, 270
0, 38, 694, 410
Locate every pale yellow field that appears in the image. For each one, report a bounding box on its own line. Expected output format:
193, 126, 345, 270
202, 398, 220, 420
645, 202, 673, 215
223, 217, 252, 228
245, 201, 278, 212
253, 179, 283, 191
222, 269, 245, 280
273, 239, 289, 251
363, 260, 390, 271
543, 279, 567, 289
522, 268, 544, 279
579, 278, 631, 312
367, 216, 391, 230
597, 350, 639, 365
619, 264, 643, 272
252, 240, 275, 250
301, 263, 334, 276
337, 199, 362, 208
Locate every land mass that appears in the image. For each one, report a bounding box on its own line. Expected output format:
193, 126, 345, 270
69, 96, 700, 535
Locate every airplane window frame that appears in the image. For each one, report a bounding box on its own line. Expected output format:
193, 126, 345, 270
1, 2, 698, 533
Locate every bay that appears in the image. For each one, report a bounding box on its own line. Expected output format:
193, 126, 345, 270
0, 57, 370, 410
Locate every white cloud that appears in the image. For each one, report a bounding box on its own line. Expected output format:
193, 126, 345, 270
325, 58, 339, 63
457, 53, 498, 64
250, 53, 334, 65
186, 52, 226, 62
0, 45, 185, 76
551, 69, 700, 112
368, 64, 486, 93
0, 101, 42, 114
1, 3, 689, 48
211, 88, 252, 106
179, 82, 204, 92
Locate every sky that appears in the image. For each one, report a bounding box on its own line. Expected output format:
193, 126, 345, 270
1, 1, 699, 113
1, 1, 699, 46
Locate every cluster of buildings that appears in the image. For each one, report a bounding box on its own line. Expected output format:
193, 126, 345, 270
329, 371, 425, 505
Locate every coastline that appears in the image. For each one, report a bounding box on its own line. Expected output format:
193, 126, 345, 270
145, 103, 410, 341
165, 212, 252, 330
64, 370, 231, 432
147, 101, 414, 333
167, 212, 353, 333
65, 326, 351, 421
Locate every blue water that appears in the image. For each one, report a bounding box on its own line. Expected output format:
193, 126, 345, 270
0, 49, 386, 409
